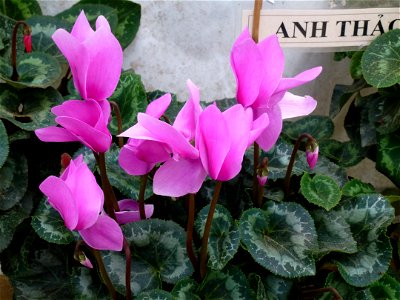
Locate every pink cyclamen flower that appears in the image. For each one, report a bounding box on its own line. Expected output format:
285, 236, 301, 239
39, 155, 123, 251
231, 28, 322, 151
35, 99, 112, 153
115, 199, 154, 225
306, 142, 319, 170
52, 10, 123, 101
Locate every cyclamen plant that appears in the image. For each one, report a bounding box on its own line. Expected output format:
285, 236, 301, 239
1, 1, 399, 299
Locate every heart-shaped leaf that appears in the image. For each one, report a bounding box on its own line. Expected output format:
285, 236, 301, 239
0, 84, 63, 131
31, 199, 75, 245
197, 267, 253, 300
109, 70, 147, 135
377, 131, 400, 188
103, 219, 193, 295
334, 194, 394, 287
362, 29, 400, 88
342, 179, 375, 197
300, 172, 341, 211
0, 119, 8, 168
195, 204, 240, 270
239, 202, 318, 278
0, 152, 28, 210
76, 0, 141, 49
283, 116, 334, 140
171, 278, 200, 300
312, 209, 357, 256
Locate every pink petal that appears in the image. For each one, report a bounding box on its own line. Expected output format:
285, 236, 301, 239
35, 126, 80, 143
252, 35, 284, 109
39, 176, 78, 230
173, 79, 203, 140
56, 116, 111, 153
64, 159, 104, 230
255, 105, 283, 152
98, 99, 112, 125
248, 112, 269, 147
118, 143, 156, 176
197, 105, 230, 179
83, 25, 123, 100
230, 37, 263, 107
95, 15, 111, 32
153, 158, 207, 197
71, 11, 94, 42
52, 29, 89, 99
278, 93, 317, 119
275, 66, 322, 93
136, 113, 198, 159
146, 93, 171, 118
79, 214, 123, 251
115, 199, 154, 224
51, 100, 99, 126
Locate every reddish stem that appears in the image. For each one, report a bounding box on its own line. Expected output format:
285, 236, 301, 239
186, 194, 198, 271
11, 21, 31, 81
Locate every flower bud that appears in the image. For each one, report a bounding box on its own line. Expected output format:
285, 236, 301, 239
256, 157, 269, 187
306, 141, 319, 170
74, 250, 93, 269
23, 33, 32, 53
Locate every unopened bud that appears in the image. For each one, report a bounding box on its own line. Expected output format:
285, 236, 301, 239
23, 34, 32, 53
257, 157, 269, 187
74, 250, 93, 269
306, 141, 319, 170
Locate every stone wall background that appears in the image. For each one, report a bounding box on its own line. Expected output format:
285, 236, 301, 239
37, 0, 395, 190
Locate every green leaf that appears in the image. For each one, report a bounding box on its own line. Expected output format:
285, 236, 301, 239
248, 273, 267, 300
0, 205, 28, 252
350, 51, 364, 79
362, 29, 400, 88
0, 152, 28, 210
70, 268, 108, 300
215, 98, 237, 112
171, 278, 201, 300
377, 131, 400, 187
300, 173, 341, 211
136, 290, 174, 300
283, 116, 334, 140
0, 52, 62, 89
0, 85, 63, 131
249, 273, 293, 300
318, 272, 359, 300
312, 209, 357, 256
0, 119, 8, 168
109, 70, 147, 135
370, 274, 400, 299
319, 139, 365, 167
26, 16, 70, 65
31, 199, 75, 245
329, 80, 365, 119
198, 267, 253, 300
239, 203, 317, 278
195, 204, 240, 270
10, 248, 73, 299
77, 0, 141, 49
103, 219, 193, 295
342, 179, 375, 197
105, 144, 153, 199
0, 0, 42, 20
334, 194, 394, 287
56, 3, 118, 32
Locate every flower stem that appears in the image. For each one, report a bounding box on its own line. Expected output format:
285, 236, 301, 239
251, 0, 263, 43
253, 142, 260, 206
138, 175, 148, 220
92, 249, 117, 300
94, 152, 119, 219
11, 21, 31, 81
186, 193, 198, 271
284, 133, 314, 196
123, 237, 132, 300
110, 101, 124, 148
199, 181, 222, 281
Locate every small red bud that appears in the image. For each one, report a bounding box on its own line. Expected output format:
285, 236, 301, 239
61, 153, 72, 170
23, 34, 32, 53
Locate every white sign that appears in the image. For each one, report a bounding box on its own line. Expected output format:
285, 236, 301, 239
242, 7, 400, 48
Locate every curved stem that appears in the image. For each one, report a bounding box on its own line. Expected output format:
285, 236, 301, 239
110, 101, 124, 148
123, 237, 132, 300
186, 194, 198, 271
94, 152, 119, 219
11, 21, 31, 81
283, 133, 314, 196
199, 181, 222, 281
251, 0, 263, 43
92, 249, 117, 300
138, 175, 148, 220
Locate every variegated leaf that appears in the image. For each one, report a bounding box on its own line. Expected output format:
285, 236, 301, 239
342, 179, 375, 197
136, 290, 174, 300
0, 205, 28, 252
171, 278, 200, 300
239, 202, 318, 278
377, 131, 400, 188
70, 268, 108, 300
283, 116, 334, 140
0, 119, 8, 168
195, 204, 240, 270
